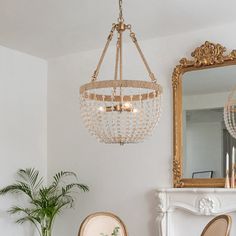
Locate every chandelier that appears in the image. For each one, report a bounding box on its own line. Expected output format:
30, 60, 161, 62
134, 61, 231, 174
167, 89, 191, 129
80, 0, 163, 144
224, 86, 236, 139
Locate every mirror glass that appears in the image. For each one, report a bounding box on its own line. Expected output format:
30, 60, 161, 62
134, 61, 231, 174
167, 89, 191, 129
182, 65, 236, 178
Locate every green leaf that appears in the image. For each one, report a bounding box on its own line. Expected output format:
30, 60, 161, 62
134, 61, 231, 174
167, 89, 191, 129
64, 183, 89, 194
17, 168, 44, 191
16, 216, 35, 224
0, 183, 33, 199
52, 171, 77, 187
111, 227, 120, 236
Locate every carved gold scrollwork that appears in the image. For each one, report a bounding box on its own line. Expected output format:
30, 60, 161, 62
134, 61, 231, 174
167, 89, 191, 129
172, 66, 181, 90
191, 41, 226, 66
172, 41, 236, 188
173, 160, 184, 188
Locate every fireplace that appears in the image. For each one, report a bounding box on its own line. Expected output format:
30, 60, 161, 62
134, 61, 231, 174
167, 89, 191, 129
156, 188, 236, 236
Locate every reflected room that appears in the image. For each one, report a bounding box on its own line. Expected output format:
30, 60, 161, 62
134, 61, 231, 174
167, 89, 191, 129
182, 65, 236, 178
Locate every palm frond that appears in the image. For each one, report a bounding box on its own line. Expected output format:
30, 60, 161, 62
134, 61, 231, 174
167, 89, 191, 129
8, 206, 29, 215
9, 207, 37, 222
9, 206, 41, 224
60, 194, 74, 205
52, 183, 88, 209
0, 183, 33, 199
15, 215, 42, 236
16, 216, 35, 224
64, 183, 89, 193
17, 168, 43, 191
51, 196, 74, 217
52, 171, 77, 187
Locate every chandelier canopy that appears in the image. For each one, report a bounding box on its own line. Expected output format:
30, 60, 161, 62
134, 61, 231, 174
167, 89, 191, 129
80, 0, 163, 144
224, 86, 236, 139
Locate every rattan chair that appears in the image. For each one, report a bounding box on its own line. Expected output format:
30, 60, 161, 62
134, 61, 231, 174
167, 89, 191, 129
201, 215, 231, 236
78, 212, 128, 236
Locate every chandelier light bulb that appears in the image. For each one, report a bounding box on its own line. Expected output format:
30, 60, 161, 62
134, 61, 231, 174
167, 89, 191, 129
98, 106, 105, 112
123, 102, 132, 109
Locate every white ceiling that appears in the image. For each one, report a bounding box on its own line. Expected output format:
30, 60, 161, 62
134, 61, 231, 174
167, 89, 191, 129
183, 65, 236, 95
1, 0, 236, 58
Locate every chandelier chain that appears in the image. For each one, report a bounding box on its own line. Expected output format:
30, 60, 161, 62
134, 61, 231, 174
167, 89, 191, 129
118, 0, 124, 22
119, 31, 123, 81
129, 29, 157, 83
91, 25, 116, 82
114, 33, 120, 81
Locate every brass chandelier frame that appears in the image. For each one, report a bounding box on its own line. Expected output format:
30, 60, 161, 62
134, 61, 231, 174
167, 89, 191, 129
79, 0, 162, 102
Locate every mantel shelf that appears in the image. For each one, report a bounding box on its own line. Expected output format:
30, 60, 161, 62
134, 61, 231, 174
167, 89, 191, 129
157, 188, 236, 193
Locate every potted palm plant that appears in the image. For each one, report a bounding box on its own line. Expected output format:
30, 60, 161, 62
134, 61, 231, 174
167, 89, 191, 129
0, 168, 89, 236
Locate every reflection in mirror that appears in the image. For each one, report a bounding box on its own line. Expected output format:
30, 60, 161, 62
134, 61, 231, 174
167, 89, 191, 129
182, 65, 236, 178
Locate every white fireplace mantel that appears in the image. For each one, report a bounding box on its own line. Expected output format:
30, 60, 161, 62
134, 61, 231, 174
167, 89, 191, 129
156, 188, 236, 236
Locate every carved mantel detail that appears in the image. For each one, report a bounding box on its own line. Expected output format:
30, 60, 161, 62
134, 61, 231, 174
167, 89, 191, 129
197, 196, 219, 215
156, 192, 167, 236
198, 197, 214, 215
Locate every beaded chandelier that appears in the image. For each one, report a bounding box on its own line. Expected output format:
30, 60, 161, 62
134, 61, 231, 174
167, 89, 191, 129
80, 0, 163, 144
224, 86, 236, 139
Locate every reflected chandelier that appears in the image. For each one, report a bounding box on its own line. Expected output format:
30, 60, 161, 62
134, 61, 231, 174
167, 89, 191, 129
80, 0, 163, 144
224, 86, 236, 139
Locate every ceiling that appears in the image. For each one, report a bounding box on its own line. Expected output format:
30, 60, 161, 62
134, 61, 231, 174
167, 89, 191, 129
1, 0, 236, 59
183, 65, 236, 95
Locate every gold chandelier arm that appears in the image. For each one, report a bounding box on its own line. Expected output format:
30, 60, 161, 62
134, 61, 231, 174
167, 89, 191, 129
129, 30, 157, 83
114, 33, 120, 81
119, 31, 123, 99
91, 25, 116, 82
119, 31, 123, 81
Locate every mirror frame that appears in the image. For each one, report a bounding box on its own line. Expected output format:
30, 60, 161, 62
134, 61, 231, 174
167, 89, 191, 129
172, 41, 236, 188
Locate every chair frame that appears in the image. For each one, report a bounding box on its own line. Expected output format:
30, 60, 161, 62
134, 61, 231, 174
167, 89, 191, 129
201, 215, 232, 236
78, 212, 128, 236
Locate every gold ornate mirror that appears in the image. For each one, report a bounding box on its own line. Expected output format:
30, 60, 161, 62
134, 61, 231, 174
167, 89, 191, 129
172, 41, 236, 187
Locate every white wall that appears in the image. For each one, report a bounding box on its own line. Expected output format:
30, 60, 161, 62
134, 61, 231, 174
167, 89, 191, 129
47, 21, 236, 236
0, 45, 47, 236
183, 92, 228, 110
185, 121, 222, 178
182, 91, 227, 178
